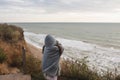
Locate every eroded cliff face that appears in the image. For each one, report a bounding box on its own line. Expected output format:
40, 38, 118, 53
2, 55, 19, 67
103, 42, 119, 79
0, 23, 30, 74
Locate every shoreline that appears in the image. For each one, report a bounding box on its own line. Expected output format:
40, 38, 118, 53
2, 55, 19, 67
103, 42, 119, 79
26, 42, 120, 74
26, 43, 42, 60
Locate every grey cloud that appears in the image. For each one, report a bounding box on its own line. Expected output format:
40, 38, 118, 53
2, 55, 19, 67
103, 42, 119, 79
0, 0, 120, 13
25, 0, 120, 13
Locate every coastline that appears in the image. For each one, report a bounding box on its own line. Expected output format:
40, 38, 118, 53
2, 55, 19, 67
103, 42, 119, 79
0, 23, 119, 80
26, 40, 120, 74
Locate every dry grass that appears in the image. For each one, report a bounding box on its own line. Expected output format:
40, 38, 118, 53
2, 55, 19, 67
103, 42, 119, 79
0, 23, 24, 42
0, 23, 29, 74
24, 55, 45, 80
0, 63, 9, 75
59, 58, 120, 80
60, 58, 101, 80
19, 56, 120, 80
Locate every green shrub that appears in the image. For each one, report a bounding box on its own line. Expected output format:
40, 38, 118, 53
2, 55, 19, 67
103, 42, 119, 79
0, 23, 24, 42
24, 55, 45, 80
61, 58, 101, 80
0, 48, 7, 63
3, 27, 14, 41
7, 52, 44, 80
60, 58, 120, 80
10, 54, 45, 80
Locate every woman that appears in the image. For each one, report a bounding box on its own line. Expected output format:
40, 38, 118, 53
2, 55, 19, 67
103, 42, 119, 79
42, 35, 64, 80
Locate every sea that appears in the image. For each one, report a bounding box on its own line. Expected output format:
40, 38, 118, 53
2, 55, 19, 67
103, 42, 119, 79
10, 22, 120, 73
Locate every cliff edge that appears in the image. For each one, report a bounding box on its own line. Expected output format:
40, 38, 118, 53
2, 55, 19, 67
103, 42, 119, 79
0, 23, 31, 74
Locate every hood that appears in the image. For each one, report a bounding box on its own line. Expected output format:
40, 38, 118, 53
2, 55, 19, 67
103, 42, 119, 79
45, 35, 56, 47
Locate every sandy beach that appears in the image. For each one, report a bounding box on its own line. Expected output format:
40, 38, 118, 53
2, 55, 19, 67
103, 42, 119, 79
27, 43, 42, 60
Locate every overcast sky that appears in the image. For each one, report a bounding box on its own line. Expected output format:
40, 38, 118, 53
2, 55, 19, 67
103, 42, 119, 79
0, 0, 120, 22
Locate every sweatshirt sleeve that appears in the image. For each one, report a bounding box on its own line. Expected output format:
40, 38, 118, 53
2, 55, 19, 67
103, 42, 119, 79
42, 45, 45, 54
56, 41, 64, 56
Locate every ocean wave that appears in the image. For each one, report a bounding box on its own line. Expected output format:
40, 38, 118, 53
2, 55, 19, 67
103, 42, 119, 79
24, 32, 120, 73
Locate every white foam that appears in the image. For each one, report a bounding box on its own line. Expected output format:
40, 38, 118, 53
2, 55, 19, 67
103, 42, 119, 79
24, 32, 46, 48
24, 32, 120, 73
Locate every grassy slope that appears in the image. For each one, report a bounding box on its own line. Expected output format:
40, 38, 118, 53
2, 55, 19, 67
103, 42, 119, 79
0, 23, 31, 74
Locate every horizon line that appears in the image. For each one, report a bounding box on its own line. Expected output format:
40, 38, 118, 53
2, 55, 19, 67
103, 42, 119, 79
1, 22, 120, 24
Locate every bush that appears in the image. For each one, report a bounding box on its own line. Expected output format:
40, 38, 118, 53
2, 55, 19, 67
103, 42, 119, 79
60, 58, 120, 80
24, 55, 45, 80
3, 27, 14, 41
0, 23, 24, 42
24, 55, 40, 74
8, 53, 45, 80
0, 48, 7, 63
61, 58, 101, 80
12, 31, 21, 42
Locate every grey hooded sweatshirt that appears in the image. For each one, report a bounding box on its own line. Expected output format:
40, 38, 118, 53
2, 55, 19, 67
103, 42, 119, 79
42, 35, 64, 77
